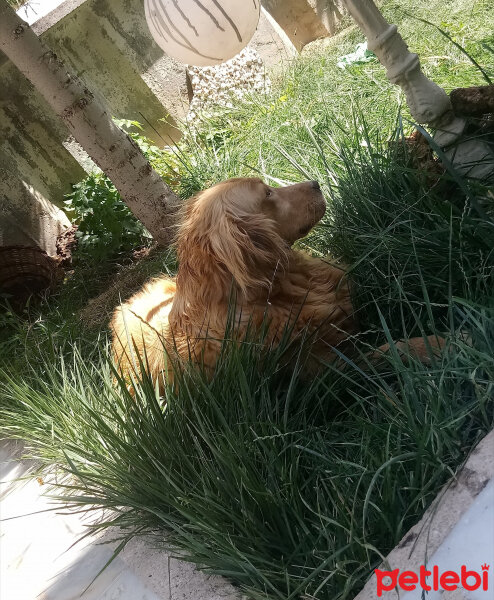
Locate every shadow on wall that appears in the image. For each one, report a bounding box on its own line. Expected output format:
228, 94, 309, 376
0, 182, 70, 256
314, 0, 346, 35
261, 0, 329, 50
260, 0, 347, 49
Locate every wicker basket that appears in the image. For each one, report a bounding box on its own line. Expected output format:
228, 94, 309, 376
0, 245, 62, 307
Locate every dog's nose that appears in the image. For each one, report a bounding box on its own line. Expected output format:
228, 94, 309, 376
311, 180, 320, 190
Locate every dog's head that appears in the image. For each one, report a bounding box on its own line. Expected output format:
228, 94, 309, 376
176, 177, 326, 294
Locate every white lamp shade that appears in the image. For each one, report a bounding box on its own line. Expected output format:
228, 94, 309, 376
144, 0, 261, 67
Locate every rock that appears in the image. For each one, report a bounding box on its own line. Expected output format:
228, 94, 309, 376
56, 224, 78, 267
186, 47, 271, 125
450, 85, 494, 117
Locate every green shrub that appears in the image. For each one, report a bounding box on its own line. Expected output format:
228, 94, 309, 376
62, 119, 187, 263
64, 173, 152, 262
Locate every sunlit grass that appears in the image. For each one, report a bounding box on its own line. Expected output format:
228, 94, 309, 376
1, 296, 493, 599
2, 121, 493, 598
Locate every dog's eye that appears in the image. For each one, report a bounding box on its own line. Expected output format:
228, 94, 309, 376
266, 189, 272, 198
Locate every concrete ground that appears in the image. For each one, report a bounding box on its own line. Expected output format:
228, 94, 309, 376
16, 0, 65, 25
0, 439, 239, 600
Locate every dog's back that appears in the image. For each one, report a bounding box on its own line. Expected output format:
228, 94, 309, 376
111, 276, 177, 386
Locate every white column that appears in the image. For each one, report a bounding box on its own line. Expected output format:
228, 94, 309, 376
343, 0, 453, 127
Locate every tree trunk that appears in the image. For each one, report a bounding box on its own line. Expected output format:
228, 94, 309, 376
0, 0, 179, 246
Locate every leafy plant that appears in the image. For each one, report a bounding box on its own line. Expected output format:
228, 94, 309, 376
64, 173, 152, 262
114, 118, 182, 187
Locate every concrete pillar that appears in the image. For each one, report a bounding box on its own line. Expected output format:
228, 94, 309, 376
39, 0, 181, 145
343, 0, 453, 127
261, 0, 337, 50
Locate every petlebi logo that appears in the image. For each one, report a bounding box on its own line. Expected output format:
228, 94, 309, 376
375, 563, 489, 596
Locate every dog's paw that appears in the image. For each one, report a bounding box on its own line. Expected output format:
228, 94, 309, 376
394, 335, 446, 365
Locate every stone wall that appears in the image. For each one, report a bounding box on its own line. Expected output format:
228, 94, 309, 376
0, 0, 347, 255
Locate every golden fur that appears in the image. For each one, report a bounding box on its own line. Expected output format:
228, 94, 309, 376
110, 177, 440, 389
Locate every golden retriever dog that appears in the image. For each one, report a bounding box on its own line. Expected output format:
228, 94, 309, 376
111, 177, 441, 390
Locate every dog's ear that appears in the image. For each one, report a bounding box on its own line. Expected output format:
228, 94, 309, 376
210, 212, 288, 292
176, 186, 288, 295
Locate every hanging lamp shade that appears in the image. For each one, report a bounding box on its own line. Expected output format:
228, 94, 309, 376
144, 0, 261, 66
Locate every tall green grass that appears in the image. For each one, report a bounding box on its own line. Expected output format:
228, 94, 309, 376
1, 299, 493, 600
282, 118, 493, 338
2, 122, 493, 599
